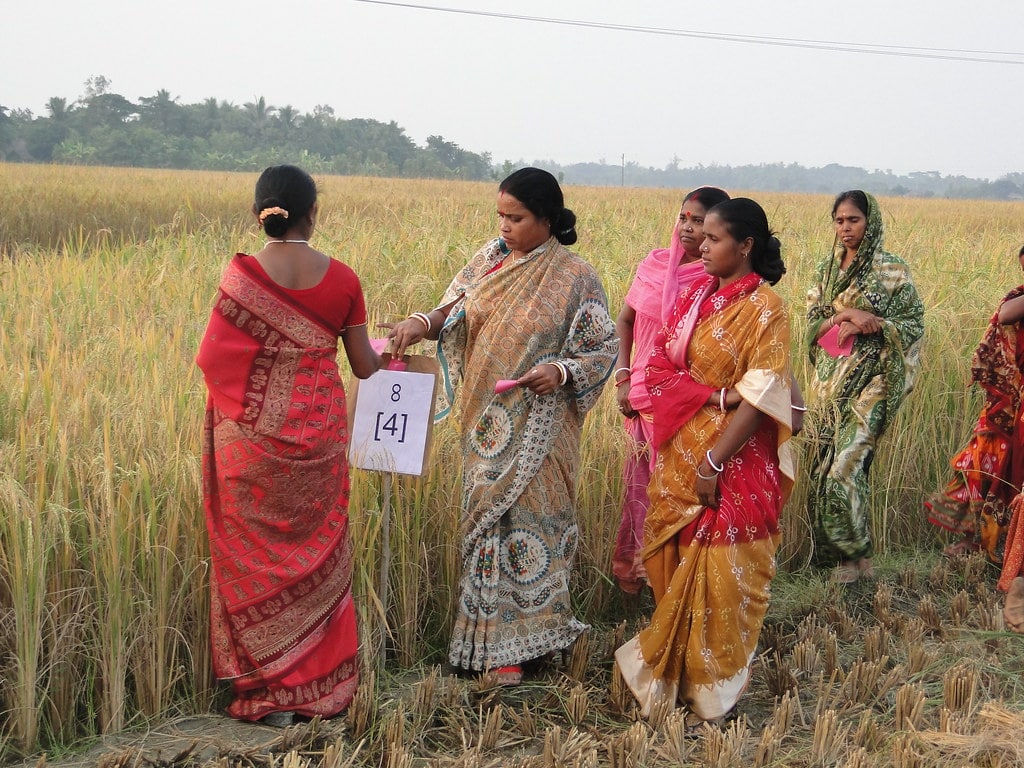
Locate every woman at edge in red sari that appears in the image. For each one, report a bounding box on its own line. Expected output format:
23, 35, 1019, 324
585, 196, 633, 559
196, 165, 382, 725
612, 187, 730, 597
926, 245, 1024, 567
614, 198, 798, 729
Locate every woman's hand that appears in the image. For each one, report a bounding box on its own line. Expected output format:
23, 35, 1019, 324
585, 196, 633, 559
834, 308, 881, 345
616, 380, 637, 418
520, 364, 561, 396
695, 460, 720, 509
379, 317, 425, 359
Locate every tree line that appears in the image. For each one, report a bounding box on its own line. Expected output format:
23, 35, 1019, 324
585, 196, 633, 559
1, 76, 1022, 199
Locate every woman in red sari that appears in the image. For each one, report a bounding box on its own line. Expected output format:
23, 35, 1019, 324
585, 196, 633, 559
926, 245, 1024, 565
615, 198, 797, 728
196, 165, 382, 725
612, 187, 730, 596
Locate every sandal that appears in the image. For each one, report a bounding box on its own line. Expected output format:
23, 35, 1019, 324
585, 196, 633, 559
1004, 577, 1024, 633
492, 664, 523, 687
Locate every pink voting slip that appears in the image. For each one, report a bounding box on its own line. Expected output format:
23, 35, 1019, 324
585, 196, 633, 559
494, 379, 519, 394
818, 323, 854, 357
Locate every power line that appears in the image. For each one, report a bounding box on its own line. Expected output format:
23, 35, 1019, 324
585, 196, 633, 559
354, 0, 1024, 65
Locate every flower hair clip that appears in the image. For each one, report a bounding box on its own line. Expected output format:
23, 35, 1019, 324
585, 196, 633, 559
258, 206, 289, 223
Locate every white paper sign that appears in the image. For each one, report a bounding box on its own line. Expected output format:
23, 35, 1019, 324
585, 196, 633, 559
349, 368, 436, 476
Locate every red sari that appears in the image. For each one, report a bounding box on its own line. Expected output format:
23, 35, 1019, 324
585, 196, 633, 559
196, 255, 364, 721
926, 286, 1024, 564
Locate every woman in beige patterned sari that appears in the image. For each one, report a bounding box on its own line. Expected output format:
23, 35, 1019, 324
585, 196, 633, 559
388, 168, 617, 685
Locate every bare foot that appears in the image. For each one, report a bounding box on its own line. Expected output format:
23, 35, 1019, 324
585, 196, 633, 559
1004, 577, 1024, 633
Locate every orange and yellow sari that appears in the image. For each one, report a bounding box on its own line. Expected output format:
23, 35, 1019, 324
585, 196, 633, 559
615, 272, 794, 719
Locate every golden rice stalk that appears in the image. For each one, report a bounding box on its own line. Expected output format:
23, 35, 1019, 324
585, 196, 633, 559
942, 664, 978, 713
769, 690, 796, 734
753, 723, 779, 768
605, 721, 650, 768
822, 629, 840, 673
873, 581, 895, 626
701, 717, 749, 768
764, 650, 798, 698
841, 657, 890, 706
542, 726, 599, 768
839, 746, 870, 768
791, 638, 822, 676
824, 604, 858, 641
384, 742, 414, 768
900, 616, 927, 644
566, 629, 591, 682
282, 750, 313, 768
655, 710, 695, 764
608, 659, 634, 715
938, 707, 971, 735
895, 683, 926, 731
863, 624, 890, 662
903, 639, 934, 676
796, 612, 823, 640
412, 665, 440, 722
508, 701, 538, 739
874, 662, 910, 703
891, 732, 924, 768
917, 595, 943, 636
347, 669, 377, 740
949, 590, 971, 626
853, 710, 881, 751
565, 684, 590, 726
811, 708, 850, 766
477, 703, 504, 751
321, 737, 367, 768
382, 701, 406, 753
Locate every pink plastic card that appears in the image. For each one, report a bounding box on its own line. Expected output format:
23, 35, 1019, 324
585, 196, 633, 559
494, 379, 519, 394
818, 323, 854, 358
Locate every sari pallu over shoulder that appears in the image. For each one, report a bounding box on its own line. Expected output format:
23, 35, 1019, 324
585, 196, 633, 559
197, 255, 359, 721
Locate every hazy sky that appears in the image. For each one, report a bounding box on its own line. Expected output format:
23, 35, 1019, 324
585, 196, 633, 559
6, 1, 1023, 179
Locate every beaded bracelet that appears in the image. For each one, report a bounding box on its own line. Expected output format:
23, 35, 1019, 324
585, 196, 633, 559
705, 449, 724, 474
410, 312, 431, 333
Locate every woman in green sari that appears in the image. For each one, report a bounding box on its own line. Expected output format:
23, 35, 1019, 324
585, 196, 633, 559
805, 191, 924, 583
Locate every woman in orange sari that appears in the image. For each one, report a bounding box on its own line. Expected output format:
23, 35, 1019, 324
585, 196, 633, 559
196, 165, 382, 725
615, 198, 796, 727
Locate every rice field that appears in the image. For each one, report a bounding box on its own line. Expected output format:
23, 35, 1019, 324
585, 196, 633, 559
3, 163, 1024, 766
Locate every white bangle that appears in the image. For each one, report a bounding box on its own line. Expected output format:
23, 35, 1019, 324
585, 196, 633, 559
705, 449, 724, 474
553, 361, 569, 386
791, 404, 808, 412
614, 366, 631, 380
410, 312, 431, 333
696, 467, 720, 481
719, 388, 727, 412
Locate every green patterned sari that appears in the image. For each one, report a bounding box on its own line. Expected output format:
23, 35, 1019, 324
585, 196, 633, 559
805, 193, 925, 563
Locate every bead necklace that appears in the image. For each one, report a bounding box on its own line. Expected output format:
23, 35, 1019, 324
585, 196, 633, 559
265, 239, 309, 245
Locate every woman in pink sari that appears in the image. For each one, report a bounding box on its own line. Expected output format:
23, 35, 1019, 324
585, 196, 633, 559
196, 165, 382, 725
615, 198, 797, 729
612, 187, 730, 595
